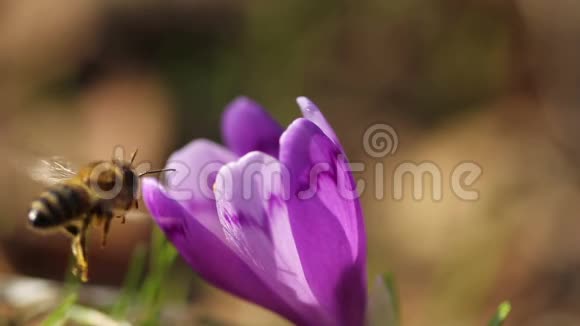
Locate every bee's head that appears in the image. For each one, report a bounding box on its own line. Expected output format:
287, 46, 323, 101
121, 164, 140, 199
89, 148, 174, 203
86, 160, 139, 203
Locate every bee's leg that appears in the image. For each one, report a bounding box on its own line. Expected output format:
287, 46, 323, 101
63, 225, 80, 238
101, 213, 113, 247
71, 216, 91, 282
91, 203, 113, 247
134, 200, 139, 210
63, 224, 85, 281
71, 236, 86, 282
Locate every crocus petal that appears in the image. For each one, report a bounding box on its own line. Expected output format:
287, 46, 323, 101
213, 151, 331, 325
163, 139, 236, 234
296, 97, 340, 146
221, 97, 284, 157
141, 178, 305, 325
279, 118, 367, 325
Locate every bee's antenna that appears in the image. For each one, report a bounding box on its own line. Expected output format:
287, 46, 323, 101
139, 168, 176, 177
130, 149, 139, 165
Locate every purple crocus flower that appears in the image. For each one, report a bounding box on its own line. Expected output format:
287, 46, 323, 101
142, 97, 367, 325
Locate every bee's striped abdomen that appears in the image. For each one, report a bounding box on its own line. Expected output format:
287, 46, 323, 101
28, 184, 91, 229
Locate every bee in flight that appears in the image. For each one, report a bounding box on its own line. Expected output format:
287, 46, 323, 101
26, 150, 173, 282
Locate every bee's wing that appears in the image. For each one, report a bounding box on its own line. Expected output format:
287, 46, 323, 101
27, 157, 78, 185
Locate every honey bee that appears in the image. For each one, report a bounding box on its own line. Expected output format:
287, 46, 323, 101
26, 150, 173, 282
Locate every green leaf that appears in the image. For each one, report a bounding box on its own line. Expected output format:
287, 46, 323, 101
138, 226, 178, 325
382, 272, 400, 326
488, 301, 511, 326
110, 243, 147, 319
367, 272, 400, 326
41, 292, 78, 326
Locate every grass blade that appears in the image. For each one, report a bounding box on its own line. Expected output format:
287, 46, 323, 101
41, 292, 78, 326
110, 243, 147, 319
138, 226, 178, 325
488, 301, 511, 326
367, 272, 400, 326
383, 272, 400, 326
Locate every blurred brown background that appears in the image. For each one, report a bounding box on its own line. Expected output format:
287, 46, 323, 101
0, 0, 579, 325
